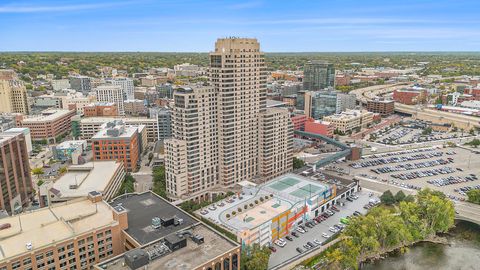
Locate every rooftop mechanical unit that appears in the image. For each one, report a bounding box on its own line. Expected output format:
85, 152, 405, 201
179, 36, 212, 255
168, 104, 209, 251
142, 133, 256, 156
124, 249, 149, 270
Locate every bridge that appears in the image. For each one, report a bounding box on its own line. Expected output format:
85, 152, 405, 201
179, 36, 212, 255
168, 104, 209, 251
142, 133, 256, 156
294, 130, 352, 168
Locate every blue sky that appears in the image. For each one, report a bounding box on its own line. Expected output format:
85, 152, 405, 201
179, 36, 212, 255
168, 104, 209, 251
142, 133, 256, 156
1, 0, 480, 52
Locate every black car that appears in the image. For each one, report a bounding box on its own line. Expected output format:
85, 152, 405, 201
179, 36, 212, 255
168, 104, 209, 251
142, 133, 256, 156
346, 197, 353, 202
291, 231, 299, 237
286, 235, 293, 241
307, 241, 315, 247
296, 247, 304, 253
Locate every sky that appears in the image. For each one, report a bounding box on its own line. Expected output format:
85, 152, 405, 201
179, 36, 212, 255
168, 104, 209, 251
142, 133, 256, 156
1, 0, 480, 52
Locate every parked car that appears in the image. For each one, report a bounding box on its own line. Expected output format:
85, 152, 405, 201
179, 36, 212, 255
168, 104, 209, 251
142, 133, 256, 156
296, 247, 303, 253
269, 246, 277, 252
286, 235, 293, 241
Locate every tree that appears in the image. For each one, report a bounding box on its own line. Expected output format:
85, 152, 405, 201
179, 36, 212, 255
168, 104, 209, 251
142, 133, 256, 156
32, 167, 44, 179
293, 157, 305, 169
470, 128, 476, 136
59, 166, 67, 174
116, 174, 136, 196
395, 190, 406, 202
421, 127, 432, 135
380, 190, 395, 205
466, 189, 480, 204
241, 243, 271, 270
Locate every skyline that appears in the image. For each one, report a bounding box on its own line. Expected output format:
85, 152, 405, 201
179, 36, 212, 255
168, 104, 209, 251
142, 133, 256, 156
1, 0, 480, 52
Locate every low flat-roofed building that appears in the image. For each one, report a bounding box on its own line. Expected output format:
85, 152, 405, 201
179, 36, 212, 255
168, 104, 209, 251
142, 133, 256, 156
52, 139, 87, 164
0, 193, 126, 270
40, 161, 125, 204
73, 117, 158, 143
96, 191, 240, 270
196, 173, 343, 246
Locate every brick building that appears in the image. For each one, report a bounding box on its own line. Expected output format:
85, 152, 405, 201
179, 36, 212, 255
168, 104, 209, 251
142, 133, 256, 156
84, 103, 119, 117
18, 109, 76, 143
366, 98, 395, 116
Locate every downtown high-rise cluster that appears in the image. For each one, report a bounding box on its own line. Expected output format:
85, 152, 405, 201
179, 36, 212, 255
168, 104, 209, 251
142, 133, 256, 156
165, 38, 293, 200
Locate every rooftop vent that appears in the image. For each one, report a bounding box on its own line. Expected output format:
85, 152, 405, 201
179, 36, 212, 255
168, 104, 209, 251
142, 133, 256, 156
152, 217, 161, 229
26, 242, 33, 250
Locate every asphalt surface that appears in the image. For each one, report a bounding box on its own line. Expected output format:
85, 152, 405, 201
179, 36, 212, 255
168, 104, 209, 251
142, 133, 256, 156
268, 189, 378, 269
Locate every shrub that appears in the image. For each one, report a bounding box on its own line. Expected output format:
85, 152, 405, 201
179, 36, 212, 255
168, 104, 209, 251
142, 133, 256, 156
255, 200, 259, 204
244, 205, 248, 210
226, 214, 231, 219
232, 211, 236, 216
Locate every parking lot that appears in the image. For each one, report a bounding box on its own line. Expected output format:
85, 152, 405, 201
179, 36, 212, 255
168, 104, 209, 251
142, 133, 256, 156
268, 189, 378, 269
370, 125, 474, 145
339, 146, 480, 201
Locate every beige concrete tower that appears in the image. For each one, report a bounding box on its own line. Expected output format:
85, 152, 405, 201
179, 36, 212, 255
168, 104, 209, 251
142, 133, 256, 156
210, 38, 267, 186
0, 70, 30, 115
165, 85, 219, 198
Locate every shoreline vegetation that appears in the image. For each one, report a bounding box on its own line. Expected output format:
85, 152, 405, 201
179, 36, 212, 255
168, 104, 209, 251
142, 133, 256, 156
301, 189, 455, 270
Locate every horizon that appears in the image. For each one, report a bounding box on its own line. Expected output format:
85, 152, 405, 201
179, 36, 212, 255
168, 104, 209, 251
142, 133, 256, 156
2, 0, 480, 52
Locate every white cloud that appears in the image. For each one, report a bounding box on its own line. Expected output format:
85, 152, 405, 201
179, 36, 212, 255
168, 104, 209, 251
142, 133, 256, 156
0, 1, 136, 13
228, 1, 262, 10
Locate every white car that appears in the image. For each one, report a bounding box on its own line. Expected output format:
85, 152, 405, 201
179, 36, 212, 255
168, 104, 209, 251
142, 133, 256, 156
322, 233, 330, 238
314, 239, 322, 245
329, 227, 338, 233
296, 227, 306, 234
274, 239, 286, 247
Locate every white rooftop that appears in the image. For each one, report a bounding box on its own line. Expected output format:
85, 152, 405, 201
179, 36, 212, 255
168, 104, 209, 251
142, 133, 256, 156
51, 161, 122, 199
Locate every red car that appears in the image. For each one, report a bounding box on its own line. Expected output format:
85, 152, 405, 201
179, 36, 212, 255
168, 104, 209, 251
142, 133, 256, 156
269, 246, 277, 252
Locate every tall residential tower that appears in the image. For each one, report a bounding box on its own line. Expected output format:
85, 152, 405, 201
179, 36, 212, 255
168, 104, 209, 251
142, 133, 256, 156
165, 38, 292, 200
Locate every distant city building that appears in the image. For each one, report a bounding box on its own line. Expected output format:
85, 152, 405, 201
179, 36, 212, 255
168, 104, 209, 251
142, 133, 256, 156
156, 83, 174, 99
336, 93, 357, 113
0, 131, 33, 214
83, 102, 119, 117
303, 60, 335, 91
110, 77, 135, 100
18, 109, 76, 143
174, 63, 204, 77
393, 88, 427, 105
303, 91, 356, 119
149, 107, 172, 141
51, 79, 71, 91
0, 114, 18, 132
304, 118, 335, 137
124, 99, 146, 116
69, 75, 91, 93
92, 121, 143, 172
0, 69, 30, 115
52, 140, 87, 164
32, 95, 64, 109
367, 98, 395, 116
291, 114, 308, 131
95, 85, 125, 115
323, 109, 374, 133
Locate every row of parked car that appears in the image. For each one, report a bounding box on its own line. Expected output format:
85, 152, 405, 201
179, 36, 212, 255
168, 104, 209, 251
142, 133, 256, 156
455, 185, 480, 196
351, 151, 443, 169
367, 147, 436, 159
391, 167, 455, 180
427, 174, 478, 187
371, 158, 452, 174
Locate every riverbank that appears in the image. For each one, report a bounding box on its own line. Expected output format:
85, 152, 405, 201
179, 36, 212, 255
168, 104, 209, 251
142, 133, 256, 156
363, 220, 480, 270
361, 234, 449, 265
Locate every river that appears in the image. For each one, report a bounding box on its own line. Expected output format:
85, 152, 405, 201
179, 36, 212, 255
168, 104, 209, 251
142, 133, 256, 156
363, 221, 480, 270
